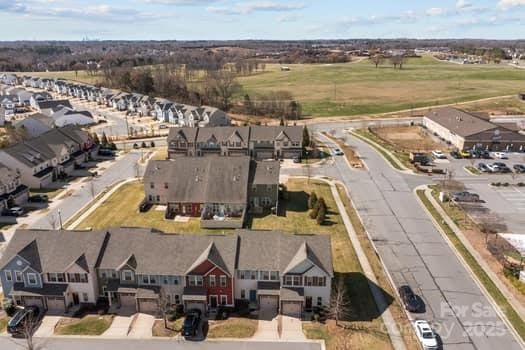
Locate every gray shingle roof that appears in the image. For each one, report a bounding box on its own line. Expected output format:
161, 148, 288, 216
235, 230, 333, 277
196, 126, 249, 144
145, 157, 250, 204
168, 127, 198, 144
0, 229, 108, 273
251, 160, 280, 184
97, 228, 238, 276
250, 126, 303, 143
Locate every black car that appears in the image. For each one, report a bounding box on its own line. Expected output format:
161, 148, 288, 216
98, 149, 114, 157
29, 194, 49, 203
514, 164, 525, 173
398, 285, 423, 313
450, 151, 462, 159
7, 306, 41, 337
182, 309, 202, 337
477, 163, 489, 172
500, 166, 512, 173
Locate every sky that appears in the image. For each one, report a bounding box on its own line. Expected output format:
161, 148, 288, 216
0, 0, 525, 40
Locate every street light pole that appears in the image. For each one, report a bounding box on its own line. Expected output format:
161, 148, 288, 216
58, 209, 63, 230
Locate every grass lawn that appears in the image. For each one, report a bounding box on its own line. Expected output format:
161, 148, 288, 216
75, 181, 232, 234
465, 166, 481, 175
54, 315, 113, 336
152, 147, 168, 160
21, 70, 102, 85
237, 55, 525, 117
352, 129, 409, 170
152, 318, 184, 337
207, 318, 258, 338
417, 189, 525, 342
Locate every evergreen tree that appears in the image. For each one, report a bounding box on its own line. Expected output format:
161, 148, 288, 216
92, 132, 100, 145
101, 132, 108, 146
303, 126, 310, 148
279, 117, 285, 126
308, 192, 318, 209
316, 204, 326, 225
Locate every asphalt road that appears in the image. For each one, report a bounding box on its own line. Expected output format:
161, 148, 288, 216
31, 151, 141, 230
296, 124, 523, 350
1, 337, 321, 350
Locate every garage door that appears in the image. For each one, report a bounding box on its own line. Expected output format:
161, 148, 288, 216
259, 296, 278, 312
119, 293, 136, 309
138, 299, 159, 314
185, 301, 206, 313
256, 151, 274, 160
23, 297, 44, 310
46, 297, 66, 313
281, 302, 302, 318
283, 151, 300, 159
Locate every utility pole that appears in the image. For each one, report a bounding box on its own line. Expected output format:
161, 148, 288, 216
58, 209, 63, 230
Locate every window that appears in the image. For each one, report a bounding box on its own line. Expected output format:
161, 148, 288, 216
188, 275, 203, 287
270, 271, 279, 281
111, 271, 118, 278
164, 183, 169, 189
123, 270, 133, 281
163, 276, 169, 285
209, 275, 216, 287
220, 295, 227, 305
101, 271, 107, 279
293, 276, 302, 286
220, 276, 227, 287
237, 270, 245, 279
284, 275, 293, 286
15, 271, 23, 283
156, 195, 160, 202
68, 273, 88, 283
174, 295, 180, 304
150, 275, 157, 284
150, 182, 155, 189
241, 289, 246, 299
142, 275, 149, 284
317, 297, 323, 306
27, 273, 37, 285
261, 271, 270, 281
173, 276, 179, 285
48, 273, 65, 283
250, 271, 257, 280
4, 270, 12, 282
304, 276, 326, 287
82, 293, 89, 302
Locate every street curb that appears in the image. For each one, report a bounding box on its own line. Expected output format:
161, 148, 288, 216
414, 185, 525, 349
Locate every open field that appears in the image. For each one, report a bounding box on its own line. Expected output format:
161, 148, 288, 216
238, 55, 525, 117
19, 70, 102, 85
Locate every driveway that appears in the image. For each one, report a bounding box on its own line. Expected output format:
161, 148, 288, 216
128, 313, 154, 339
280, 316, 305, 341
102, 314, 135, 337
253, 309, 279, 340
34, 316, 62, 337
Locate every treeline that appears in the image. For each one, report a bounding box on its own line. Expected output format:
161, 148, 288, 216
452, 47, 507, 61
234, 92, 302, 120
278, 50, 351, 64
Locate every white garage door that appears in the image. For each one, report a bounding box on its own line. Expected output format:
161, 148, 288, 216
185, 301, 206, 313
256, 151, 274, 160
259, 296, 278, 312
138, 299, 159, 314
46, 297, 66, 313
23, 297, 44, 310
283, 151, 300, 159
120, 293, 136, 309
281, 302, 301, 318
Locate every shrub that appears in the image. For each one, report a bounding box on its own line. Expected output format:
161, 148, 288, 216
503, 182, 510, 187
308, 192, 318, 209
310, 206, 319, 219
518, 182, 525, 187
150, 141, 155, 148
141, 141, 147, 148
316, 205, 326, 225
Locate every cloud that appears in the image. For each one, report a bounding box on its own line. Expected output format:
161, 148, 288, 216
426, 7, 446, 16
498, 0, 525, 9
207, 1, 305, 15
455, 0, 472, 9
277, 14, 300, 22
145, 0, 216, 5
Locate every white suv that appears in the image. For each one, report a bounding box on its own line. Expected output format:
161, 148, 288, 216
432, 150, 446, 159
413, 320, 438, 350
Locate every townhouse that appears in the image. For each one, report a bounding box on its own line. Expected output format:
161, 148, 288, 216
0, 165, 29, 212
0, 228, 333, 318
0, 229, 107, 313
144, 156, 280, 228
0, 126, 95, 188
167, 126, 304, 160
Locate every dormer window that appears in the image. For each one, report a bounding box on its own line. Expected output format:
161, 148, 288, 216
123, 270, 133, 281
27, 273, 37, 286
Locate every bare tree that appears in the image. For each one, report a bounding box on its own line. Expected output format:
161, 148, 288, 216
390, 55, 406, 69
159, 289, 171, 329
204, 71, 241, 111
47, 213, 57, 230
21, 308, 41, 350
133, 161, 141, 178
328, 280, 351, 327
370, 54, 384, 68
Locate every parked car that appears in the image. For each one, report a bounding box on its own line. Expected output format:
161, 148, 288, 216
431, 150, 446, 159
494, 152, 508, 159
182, 309, 202, 338
28, 194, 48, 203
460, 150, 471, 158
333, 149, 344, 156
413, 320, 438, 350
493, 162, 511, 173
139, 201, 152, 213
450, 151, 461, 159
453, 191, 480, 203
477, 163, 489, 172
398, 285, 424, 313
7, 306, 41, 337
472, 150, 490, 159
514, 164, 525, 173
2, 207, 24, 217
487, 164, 501, 173
98, 149, 114, 157
159, 124, 168, 129
293, 157, 302, 163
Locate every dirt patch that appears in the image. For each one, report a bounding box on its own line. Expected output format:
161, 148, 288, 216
371, 126, 440, 152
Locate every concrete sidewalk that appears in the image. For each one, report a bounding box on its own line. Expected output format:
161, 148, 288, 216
102, 315, 135, 338
34, 316, 62, 337
280, 316, 305, 341
128, 314, 154, 339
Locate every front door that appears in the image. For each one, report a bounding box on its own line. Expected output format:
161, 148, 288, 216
305, 296, 313, 310
249, 290, 257, 303
210, 295, 218, 308
72, 293, 80, 305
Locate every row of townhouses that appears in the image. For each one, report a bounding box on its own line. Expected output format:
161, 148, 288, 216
2, 73, 231, 128
0, 228, 333, 318
144, 156, 280, 228
0, 165, 29, 213
167, 125, 304, 160
0, 125, 96, 188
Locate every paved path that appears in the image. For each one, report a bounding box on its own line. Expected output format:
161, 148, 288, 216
128, 314, 155, 339
102, 315, 135, 337
253, 310, 279, 340
34, 316, 62, 337
281, 316, 306, 341
299, 123, 523, 350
